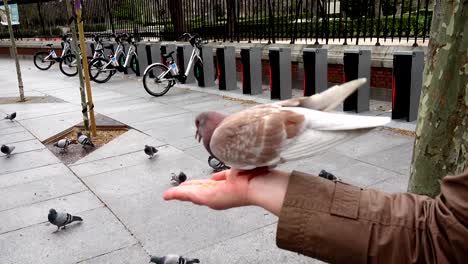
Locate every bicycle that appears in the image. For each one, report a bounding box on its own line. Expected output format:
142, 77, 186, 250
88, 34, 139, 83
58, 34, 105, 77
33, 35, 72, 71
142, 33, 217, 97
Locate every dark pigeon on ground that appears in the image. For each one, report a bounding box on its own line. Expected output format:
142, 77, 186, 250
54, 138, 73, 152
77, 132, 95, 148
150, 255, 200, 264
1, 144, 15, 158
48, 208, 83, 231
170, 172, 187, 186
4, 112, 16, 121
144, 145, 158, 159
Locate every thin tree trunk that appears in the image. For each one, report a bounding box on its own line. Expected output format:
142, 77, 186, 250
408, 0, 467, 197
3, 0, 25, 102
65, 0, 91, 136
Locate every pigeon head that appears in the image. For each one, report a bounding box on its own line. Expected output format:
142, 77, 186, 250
48, 208, 57, 222
149, 256, 163, 264
1, 145, 7, 153
195, 112, 226, 146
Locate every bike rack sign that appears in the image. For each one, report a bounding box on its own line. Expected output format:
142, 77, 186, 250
0, 3, 19, 26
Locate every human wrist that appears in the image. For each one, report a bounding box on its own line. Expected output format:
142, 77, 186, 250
247, 170, 290, 216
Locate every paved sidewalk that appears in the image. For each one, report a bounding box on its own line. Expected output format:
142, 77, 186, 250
0, 58, 415, 263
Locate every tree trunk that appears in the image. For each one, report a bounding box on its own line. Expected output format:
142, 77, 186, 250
168, 0, 184, 37
3, 0, 25, 102
408, 0, 467, 197
65, 0, 91, 136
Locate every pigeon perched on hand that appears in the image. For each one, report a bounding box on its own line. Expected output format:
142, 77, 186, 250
54, 138, 73, 152
4, 112, 16, 121
170, 172, 187, 186
150, 255, 200, 264
1, 144, 15, 158
48, 208, 83, 231
77, 132, 95, 148
144, 145, 158, 159
195, 79, 390, 170
208, 156, 230, 171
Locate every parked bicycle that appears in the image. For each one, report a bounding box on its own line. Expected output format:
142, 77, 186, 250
33, 35, 72, 71
58, 34, 107, 77
88, 33, 139, 83
142, 33, 217, 97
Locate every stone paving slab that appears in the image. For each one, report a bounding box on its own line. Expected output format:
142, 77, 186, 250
71, 145, 209, 178
73, 129, 165, 165
77, 244, 149, 264
370, 173, 411, 193
0, 103, 78, 121
0, 207, 136, 264
333, 129, 413, 159
0, 125, 26, 135
0, 131, 36, 144
19, 111, 84, 141
191, 224, 321, 263
0, 170, 85, 211
107, 104, 189, 125
0, 191, 101, 234
333, 161, 405, 187
0, 163, 74, 189
0, 148, 60, 175
358, 141, 414, 175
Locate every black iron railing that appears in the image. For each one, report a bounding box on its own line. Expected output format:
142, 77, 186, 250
0, 0, 433, 46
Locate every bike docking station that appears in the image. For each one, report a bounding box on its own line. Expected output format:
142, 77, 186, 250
160, 44, 176, 65
137, 42, 151, 77
177, 44, 196, 83
216, 46, 237, 91
86, 41, 94, 58
392, 50, 424, 122
197, 45, 216, 87
269, 47, 292, 100
240, 47, 262, 95
111, 42, 127, 74
121, 42, 131, 75
303, 48, 328, 96
343, 49, 371, 113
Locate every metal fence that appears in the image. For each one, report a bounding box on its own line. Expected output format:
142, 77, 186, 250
0, 0, 433, 46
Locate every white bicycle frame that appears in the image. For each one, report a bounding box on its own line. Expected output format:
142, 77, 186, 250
97, 42, 137, 72
43, 41, 71, 62
143, 46, 201, 79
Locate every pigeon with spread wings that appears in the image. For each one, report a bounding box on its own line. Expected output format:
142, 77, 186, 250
195, 78, 390, 170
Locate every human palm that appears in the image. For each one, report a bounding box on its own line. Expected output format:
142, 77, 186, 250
163, 168, 289, 215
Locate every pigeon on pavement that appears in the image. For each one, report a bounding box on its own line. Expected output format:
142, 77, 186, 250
144, 145, 158, 159
170, 172, 187, 186
150, 255, 200, 264
1, 144, 15, 158
318, 169, 339, 181
77, 132, 95, 148
4, 112, 16, 121
48, 208, 83, 231
195, 79, 390, 171
54, 138, 73, 152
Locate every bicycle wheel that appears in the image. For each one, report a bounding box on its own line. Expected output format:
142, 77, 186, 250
59, 54, 78, 77
143, 64, 173, 97
33, 51, 53, 70
89, 58, 114, 84
130, 55, 139, 74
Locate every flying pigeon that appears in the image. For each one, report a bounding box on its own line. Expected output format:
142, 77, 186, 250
150, 255, 200, 264
48, 208, 83, 231
144, 145, 158, 159
4, 112, 16, 121
208, 156, 230, 171
54, 138, 73, 152
77, 132, 95, 148
318, 169, 339, 181
1, 144, 15, 158
195, 79, 390, 170
170, 172, 187, 186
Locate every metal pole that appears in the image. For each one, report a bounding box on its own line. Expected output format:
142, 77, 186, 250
3, 0, 25, 101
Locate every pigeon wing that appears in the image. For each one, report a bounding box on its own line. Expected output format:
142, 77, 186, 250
210, 106, 306, 169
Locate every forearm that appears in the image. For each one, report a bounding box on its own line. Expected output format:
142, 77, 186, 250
247, 170, 290, 216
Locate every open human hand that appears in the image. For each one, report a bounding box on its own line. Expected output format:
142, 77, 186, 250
163, 169, 290, 216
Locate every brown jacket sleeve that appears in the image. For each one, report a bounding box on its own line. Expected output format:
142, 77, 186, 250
276, 169, 468, 264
